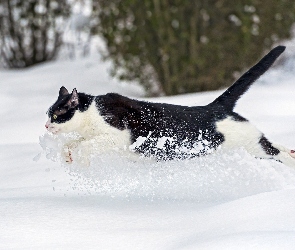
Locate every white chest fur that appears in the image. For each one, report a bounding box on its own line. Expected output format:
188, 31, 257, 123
54, 102, 132, 150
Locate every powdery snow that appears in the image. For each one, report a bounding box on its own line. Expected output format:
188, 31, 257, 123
1, 45, 295, 250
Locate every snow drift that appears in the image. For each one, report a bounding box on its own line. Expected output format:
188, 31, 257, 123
1, 43, 295, 249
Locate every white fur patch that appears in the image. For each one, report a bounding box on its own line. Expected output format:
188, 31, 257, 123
216, 117, 266, 158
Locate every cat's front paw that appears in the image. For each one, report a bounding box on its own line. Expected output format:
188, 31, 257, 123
62, 146, 73, 164
61, 140, 92, 166
61, 140, 83, 164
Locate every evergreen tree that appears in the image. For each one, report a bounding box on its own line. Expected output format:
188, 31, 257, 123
94, 0, 295, 95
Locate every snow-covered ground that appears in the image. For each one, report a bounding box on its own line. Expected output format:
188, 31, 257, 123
1, 45, 295, 250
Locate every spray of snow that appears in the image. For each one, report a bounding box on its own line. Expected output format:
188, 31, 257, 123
40, 132, 295, 202
129, 130, 215, 160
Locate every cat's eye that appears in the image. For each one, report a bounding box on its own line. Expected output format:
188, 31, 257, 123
53, 114, 57, 120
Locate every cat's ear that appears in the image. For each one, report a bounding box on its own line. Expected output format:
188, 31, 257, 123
68, 88, 79, 108
59, 86, 69, 96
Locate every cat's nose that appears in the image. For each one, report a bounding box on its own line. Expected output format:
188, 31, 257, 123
45, 124, 49, 129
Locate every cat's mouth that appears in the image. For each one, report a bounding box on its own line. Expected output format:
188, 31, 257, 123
45, 123, 60, 134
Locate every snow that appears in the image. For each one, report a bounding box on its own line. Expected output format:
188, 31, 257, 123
1, 45, 295, 249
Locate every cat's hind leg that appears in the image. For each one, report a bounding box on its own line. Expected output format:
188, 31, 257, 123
270, 143, 295, 168
216, 117, 295, 168
258, 136, 295, 168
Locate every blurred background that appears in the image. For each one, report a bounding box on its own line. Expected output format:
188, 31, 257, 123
1, 0, 295, 96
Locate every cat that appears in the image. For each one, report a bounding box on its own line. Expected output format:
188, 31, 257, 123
46, 45, 295, 167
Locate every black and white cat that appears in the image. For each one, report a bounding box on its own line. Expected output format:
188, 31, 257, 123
46, 45, 295, 167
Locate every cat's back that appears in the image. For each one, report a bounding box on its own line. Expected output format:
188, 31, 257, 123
95, 93, 233, 133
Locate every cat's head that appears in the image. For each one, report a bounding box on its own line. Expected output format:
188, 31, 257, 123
45, 86, 81, 134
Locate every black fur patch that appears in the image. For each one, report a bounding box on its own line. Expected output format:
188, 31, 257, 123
48, 92, 94, 123
259, 136, 280, 156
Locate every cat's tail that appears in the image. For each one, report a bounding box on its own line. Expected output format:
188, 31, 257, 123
209, 45, 285, 111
